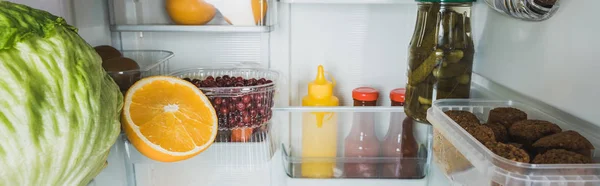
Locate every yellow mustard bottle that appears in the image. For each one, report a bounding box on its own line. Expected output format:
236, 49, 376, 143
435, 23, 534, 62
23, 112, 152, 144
301, 65, 339, 178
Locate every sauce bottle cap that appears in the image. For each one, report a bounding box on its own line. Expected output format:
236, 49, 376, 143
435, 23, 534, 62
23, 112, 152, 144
390, 88, 406, 103
352, 87, 379, 101
308, 65, 335, 99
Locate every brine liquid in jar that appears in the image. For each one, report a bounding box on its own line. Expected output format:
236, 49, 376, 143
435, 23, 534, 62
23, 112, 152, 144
405, 0, 475, 123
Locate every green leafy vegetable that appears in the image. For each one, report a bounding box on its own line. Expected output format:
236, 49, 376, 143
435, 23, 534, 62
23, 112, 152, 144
0, 1, 122, 186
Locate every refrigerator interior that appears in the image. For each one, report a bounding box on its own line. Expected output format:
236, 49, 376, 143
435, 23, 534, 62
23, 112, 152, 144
9, 0, 600, 185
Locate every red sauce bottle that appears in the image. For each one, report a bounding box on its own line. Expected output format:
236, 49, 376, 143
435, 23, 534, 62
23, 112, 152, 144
381, 88, 418, 178
344, 87, 381, 178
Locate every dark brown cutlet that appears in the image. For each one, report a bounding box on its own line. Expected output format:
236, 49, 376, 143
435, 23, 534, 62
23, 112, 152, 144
533, 130, 594, 150
465, 125, 496, 144
485, 142, 530, 163
488, 107, 527, 129
532, 149, 592, 164
533, 131, 594, 157
485, 123, 509, 142
509, 120, 562, 148
444, 110, 480, 128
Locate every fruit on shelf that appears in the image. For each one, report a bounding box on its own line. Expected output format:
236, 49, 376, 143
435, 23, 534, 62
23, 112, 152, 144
183, 75, 275, 131
166, 0, 216, 25
94, 45, 122, 62
252, 0, 268, 25
102, 57, 141, 92
231, 128, 253, 142
122, 76, 218, 162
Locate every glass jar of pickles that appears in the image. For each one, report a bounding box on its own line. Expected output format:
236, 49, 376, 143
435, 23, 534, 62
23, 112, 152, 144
405, 0, 475, 123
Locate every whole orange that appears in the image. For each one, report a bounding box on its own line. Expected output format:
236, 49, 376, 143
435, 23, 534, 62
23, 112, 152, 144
166, 0, 216, 25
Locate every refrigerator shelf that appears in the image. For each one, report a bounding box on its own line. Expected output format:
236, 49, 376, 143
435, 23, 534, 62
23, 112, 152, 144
110, 25, 273, 33
281, 0, 413, 4
119, 132, 273, 186
275, 106, 433, 180
109, 0, 277, 33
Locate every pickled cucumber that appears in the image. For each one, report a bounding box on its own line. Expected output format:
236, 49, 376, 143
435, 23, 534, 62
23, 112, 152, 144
405, 4, 475, 123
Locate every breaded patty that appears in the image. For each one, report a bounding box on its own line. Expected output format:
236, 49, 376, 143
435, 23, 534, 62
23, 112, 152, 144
509, 120, 562, 147
533, 149, 592, 164
465, 125, 496, 144
488, 107, 527, 129
485, 123, 509, 142
485, 141, 530, 163
445, 110, 480, 128
533, 130, 594, 157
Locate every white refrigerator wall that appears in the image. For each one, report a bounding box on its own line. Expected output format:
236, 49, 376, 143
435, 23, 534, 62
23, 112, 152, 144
473, 0, 600, 125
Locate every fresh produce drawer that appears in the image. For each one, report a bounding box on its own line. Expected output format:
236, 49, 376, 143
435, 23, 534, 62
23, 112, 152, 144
427, 99, 600, 186
275, 106, 432, 180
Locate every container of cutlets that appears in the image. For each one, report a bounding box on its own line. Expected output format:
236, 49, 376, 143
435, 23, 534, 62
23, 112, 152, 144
427, 99, 600, 186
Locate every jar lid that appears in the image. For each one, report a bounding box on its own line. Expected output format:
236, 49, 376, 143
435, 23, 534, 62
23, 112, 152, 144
416, 0, 475, 2
390, 88, 406, 103
352, 87, 379, 101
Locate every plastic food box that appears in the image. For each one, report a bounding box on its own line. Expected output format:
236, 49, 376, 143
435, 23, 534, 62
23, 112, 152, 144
276, 106, 432, 181
427, 99, 600, 186
170, 68, 279, 143
116, 68, 279, 186
105, 50, 174, 92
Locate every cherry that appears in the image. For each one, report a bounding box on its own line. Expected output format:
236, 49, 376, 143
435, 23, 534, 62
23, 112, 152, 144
214, 97, 223, 105
242, 95, 252, 104
180, 75, 275, 130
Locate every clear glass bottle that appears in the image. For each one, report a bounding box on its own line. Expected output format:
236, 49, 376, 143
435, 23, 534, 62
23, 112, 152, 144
344, 87, 380, 178
405, 0, 475, 123
381, 88, 419, 178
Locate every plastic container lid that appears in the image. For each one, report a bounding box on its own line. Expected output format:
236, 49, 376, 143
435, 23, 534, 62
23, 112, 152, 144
352, 87, 379, 101
390, 88, 406, 103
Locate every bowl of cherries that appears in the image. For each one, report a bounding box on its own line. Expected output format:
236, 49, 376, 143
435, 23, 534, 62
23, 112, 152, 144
170, 68, 279, 143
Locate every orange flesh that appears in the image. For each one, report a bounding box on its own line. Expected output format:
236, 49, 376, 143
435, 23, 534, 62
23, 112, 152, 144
129, 80, 215, 152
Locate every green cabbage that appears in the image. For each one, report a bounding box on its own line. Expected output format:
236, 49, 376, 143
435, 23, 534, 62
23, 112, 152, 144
0, 1, 123, 186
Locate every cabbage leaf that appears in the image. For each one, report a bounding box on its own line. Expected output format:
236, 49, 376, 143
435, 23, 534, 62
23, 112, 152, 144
0, 1, 123, 186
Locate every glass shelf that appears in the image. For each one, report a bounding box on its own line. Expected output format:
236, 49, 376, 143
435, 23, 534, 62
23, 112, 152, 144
280, 0, 413, 4
109, 0, 276, 33
110, 25, 272, 33
275, 107, 432, 180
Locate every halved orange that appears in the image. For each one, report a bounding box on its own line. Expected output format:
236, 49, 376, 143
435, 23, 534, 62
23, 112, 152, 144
122, 76, 218, 162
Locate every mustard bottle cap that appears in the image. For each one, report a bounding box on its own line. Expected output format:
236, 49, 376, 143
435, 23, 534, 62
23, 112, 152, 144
308, 65, 335, 99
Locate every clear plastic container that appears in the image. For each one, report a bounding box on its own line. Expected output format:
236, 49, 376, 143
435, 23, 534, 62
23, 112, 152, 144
485, 0, 560, 21
119, 133, 272, 186
277, 107, 432, 180
427, 99, 600, 186
170, 68, 279, 143
105, 50, 174, 92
